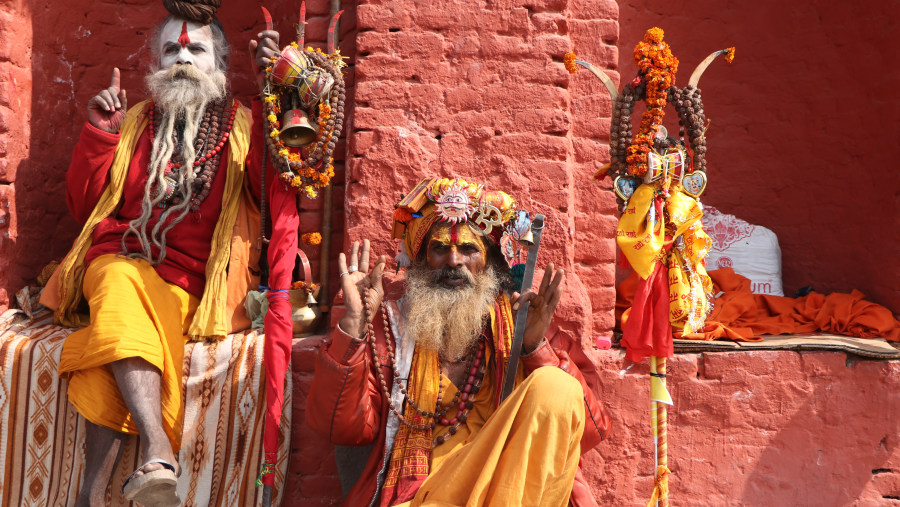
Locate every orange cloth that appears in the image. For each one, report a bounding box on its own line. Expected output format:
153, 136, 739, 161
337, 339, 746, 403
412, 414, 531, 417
397, 367, 585, 507
58, 254, 199, 451
379, 296, 519, 506
618, 268, 900, 342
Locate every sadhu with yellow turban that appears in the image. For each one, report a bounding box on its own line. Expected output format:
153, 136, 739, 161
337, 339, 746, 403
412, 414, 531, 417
306, 177, 611, 506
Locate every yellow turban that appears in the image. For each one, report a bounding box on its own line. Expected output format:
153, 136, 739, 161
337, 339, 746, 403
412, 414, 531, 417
391, 178, 518, 267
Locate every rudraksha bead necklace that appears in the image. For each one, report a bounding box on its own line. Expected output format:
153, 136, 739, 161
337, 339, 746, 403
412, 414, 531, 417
147, 98, 237, 211
362, 288, 486, 444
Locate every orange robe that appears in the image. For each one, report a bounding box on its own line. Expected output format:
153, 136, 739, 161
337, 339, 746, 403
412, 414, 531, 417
58, 255, 198, 450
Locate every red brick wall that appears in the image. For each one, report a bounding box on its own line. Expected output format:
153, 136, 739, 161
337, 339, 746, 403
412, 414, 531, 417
0, 0, 33, 310
618, 1, 899, 314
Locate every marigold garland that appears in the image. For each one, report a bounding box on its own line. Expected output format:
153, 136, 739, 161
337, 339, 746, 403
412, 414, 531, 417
262, 46, 346, 198
626, 27, 678, 178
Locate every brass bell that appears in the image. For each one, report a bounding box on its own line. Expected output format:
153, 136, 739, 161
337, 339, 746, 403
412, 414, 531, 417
517, 229, 534, 247
280, 108, 317, 147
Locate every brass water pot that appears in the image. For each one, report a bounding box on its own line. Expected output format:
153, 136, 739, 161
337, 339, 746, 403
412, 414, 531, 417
289, 290, 322, 337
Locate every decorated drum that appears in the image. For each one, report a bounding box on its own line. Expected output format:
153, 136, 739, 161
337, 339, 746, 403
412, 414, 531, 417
645, 146, 686, 185
297, 69, 334, 108
270, 45, 311, 86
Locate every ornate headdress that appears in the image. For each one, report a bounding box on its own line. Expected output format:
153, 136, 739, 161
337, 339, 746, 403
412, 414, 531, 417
162, 0, 221, 24
566, 28, 734, 206
391, 177, 528, 268
260, 3, 347, 199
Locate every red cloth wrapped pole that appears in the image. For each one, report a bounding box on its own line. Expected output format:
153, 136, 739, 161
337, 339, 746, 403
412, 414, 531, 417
621, 260, 674, 362
260, 176, 299, 485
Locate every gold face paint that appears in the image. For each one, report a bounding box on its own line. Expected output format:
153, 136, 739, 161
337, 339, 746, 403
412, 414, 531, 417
429, 223, 486, 254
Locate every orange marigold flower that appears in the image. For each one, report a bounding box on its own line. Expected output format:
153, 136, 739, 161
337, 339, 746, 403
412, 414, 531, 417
725, 47, 736, 64
644, 27, 665, 44
291, 280, 320, 293
302, 232, 322, 246
563, 52, 578, 74
626, 27, 678, 178
393, 208, 414, 223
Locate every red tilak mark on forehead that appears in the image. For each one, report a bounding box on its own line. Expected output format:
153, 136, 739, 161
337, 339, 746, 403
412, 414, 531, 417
450, 224, 458, 244
178, 22, 191, 49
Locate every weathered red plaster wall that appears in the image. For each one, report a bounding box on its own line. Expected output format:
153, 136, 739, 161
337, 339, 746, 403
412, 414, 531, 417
0, 0, 32, 310
617, 1, 899, 314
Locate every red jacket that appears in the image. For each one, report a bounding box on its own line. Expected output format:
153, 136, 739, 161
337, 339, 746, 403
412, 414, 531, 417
306, 300, 612, 506
65, 102, 264, 298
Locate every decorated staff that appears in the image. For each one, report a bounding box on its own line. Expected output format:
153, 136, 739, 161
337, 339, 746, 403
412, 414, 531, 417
566, 27, 735, 506
252, 3, 346, 491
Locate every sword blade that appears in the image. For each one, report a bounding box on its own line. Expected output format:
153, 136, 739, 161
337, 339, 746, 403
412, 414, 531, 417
500, 213, 545, 403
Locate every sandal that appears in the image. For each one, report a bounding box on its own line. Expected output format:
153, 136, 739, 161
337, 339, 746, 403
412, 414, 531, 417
121, 458, 180, 507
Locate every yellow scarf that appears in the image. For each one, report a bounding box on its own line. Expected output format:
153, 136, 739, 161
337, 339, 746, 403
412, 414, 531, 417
380, 294, 516, 506
53, 99, 252, 341
617, 183, 713, 333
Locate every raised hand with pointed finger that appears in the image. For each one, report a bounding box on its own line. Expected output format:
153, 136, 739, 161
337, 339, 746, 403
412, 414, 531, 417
87, 68, 127, 134
337, 239, 388, 339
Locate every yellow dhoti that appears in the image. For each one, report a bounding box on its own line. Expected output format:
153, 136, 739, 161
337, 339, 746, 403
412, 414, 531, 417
58, 254, 199, 451
405, 367, 586, 507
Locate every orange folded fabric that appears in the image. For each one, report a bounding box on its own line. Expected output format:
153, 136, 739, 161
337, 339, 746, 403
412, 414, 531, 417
617, 268, 900, 342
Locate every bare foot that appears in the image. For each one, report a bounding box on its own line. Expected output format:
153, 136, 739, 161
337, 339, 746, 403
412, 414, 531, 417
128, 436, 180, 482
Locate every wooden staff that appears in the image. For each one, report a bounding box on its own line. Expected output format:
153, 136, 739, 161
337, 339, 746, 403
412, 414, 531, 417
657, 357, 669, 507
317, 0, 342, 317
648, 356, 671, 507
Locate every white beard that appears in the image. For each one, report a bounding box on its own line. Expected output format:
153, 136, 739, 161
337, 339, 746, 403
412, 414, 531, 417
403, 264, 501, 361
120, 63, 227, 264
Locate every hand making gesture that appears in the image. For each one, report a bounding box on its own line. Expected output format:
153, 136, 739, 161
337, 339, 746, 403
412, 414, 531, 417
510, 264, 566, 354
87, 68, 127, 134
338, 240, 388, 339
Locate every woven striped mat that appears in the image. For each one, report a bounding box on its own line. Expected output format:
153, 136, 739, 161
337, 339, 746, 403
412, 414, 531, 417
0, 304, 290, 506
